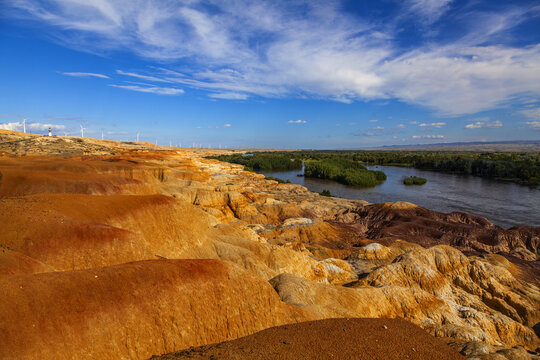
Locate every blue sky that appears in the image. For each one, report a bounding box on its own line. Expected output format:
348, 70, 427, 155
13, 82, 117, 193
1, 0, 539, 148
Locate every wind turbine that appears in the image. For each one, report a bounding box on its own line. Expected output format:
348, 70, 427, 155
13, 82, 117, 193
136, 132, 140, 142
22, 118, 27, 133
80, 124, 85, 138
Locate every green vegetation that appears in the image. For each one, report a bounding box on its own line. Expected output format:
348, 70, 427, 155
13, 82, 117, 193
319, 189, 332, 197
304, 158, 386, 187
346, 151, 540, 186
207, 150, 540, 186
404, 176, 427, 185
209, 153, 302, 171
265, 176, 290, 184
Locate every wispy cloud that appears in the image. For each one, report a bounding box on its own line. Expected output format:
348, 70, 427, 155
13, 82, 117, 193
288, 120, 307, 124
115, 70, 171, 83
521, 107, 540, 120
418, 122, 446, 128
522, 121, 540, 130
223, 123, 232, 128
354, 126, 386, 137
209, 92, 248, 100
412, 134, 445, 139
43, 116, 80, 121
7, 1, 540, 115
403, 0, 453, 25
465, 119, 503, 129
62, 72, 109, 79
109, 84, 184, 95
369, 119, 379, 123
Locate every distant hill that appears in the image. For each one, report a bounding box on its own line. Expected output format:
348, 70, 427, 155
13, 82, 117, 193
362, 140, 540, 152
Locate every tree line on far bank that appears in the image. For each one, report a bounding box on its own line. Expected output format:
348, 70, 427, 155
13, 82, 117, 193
348, 151, 539, 185
208, 149, 540, 187
209, 153, 302, 171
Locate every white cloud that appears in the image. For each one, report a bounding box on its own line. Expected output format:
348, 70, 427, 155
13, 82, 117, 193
410, 121, 418, 125
288, 120, 306, 124
62, 72, 109, 79
412, 134, 445, 139
396, 124, 406, 129
223, 123, 232, 128
372, 126, 384, 130
465, 120, 503, 129
109, 84, 184, 95
8, 1, 540, 115
0, 122, 22, 131
418, 122, 446, 128
521, 107, 540, 120
369, 119, 378, 123
208, 92, 248, 100
522, 121, 540, 130
28, 123, 66, 130
0, 121, 65, 131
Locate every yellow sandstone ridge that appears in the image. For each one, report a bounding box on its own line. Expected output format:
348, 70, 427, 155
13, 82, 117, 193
384, 200, 418, 209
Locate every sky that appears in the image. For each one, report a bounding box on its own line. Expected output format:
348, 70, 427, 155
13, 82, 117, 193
1, 0, 539, 149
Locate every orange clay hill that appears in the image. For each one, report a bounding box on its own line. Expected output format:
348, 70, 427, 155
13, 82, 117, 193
0, 130, 538, 360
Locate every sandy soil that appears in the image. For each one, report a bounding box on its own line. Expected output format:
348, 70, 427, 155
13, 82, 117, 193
152, 318, 466, 360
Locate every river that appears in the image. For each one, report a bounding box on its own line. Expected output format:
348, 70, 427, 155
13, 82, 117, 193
259, 165, 540, 229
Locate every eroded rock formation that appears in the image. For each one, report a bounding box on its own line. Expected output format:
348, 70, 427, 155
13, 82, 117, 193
0, 131, 537, 359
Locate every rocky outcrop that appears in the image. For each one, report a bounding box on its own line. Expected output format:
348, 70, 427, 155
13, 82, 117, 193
356, 246, 539, 349
270, 245, 540, 355
354, 202, 539, 262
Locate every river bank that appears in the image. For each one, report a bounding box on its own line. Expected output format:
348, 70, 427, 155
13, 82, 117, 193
260, 164, 540, 228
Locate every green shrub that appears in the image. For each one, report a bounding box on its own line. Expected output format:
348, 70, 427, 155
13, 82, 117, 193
265, 176, 289, 184
404, 176, 427, 185
304, 159, 386, 187
319, 189, 332, 197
